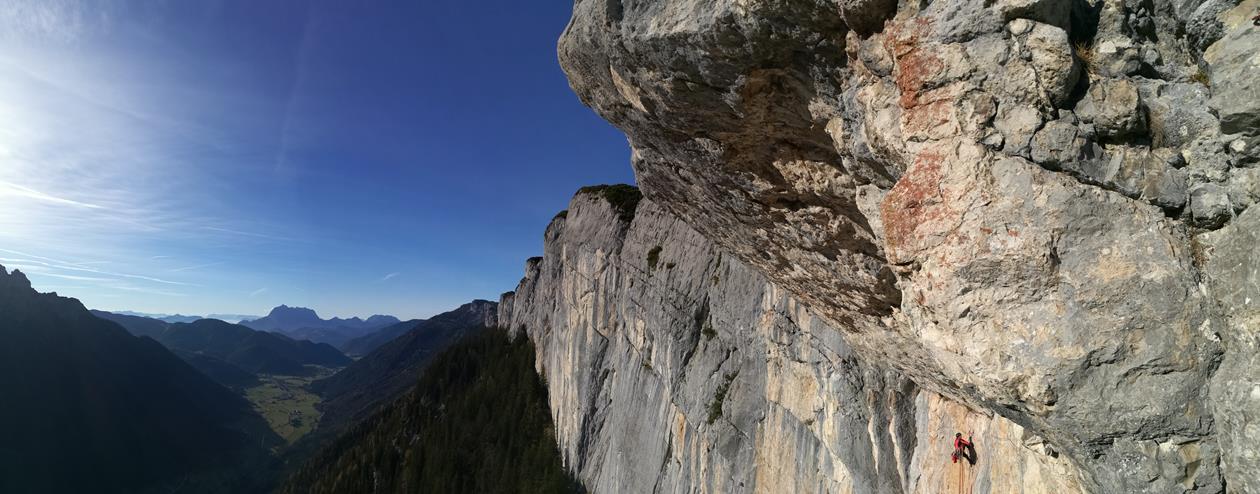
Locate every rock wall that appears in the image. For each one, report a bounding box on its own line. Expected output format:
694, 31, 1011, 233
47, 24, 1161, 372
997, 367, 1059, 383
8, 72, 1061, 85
1201, 206, 1260, 494
500, 191, 1087, 493
552, 0, 1259, 491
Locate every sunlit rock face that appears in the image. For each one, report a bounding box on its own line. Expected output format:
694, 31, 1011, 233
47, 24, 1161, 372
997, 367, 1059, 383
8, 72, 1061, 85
1201, 206, 1260, 494
501, 193, 1086, 493
552, 0, 1259, 491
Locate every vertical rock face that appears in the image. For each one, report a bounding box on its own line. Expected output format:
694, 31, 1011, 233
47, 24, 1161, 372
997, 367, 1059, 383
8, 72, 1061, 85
501, 192, 1086, 493
1201, 206, 1260, 494
552, 0, 1260, 491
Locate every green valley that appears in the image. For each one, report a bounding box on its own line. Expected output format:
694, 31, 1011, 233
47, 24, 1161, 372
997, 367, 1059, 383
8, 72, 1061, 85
244, 367, 338, 444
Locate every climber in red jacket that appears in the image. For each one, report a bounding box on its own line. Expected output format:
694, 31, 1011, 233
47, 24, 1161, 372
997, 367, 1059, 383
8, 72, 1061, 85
952, 432, 973, 464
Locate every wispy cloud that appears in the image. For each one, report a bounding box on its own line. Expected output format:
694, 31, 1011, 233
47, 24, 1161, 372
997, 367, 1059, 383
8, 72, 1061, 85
0, 249, 195, 286
10, 258, 188, 298
0, 49, 301, 313
37, 272, 113, 282
202, 226, 295, 243
167, 261, 225, 273
379, 272, 400, 282
273, 6, 319, 178
0, 2, 355, 316
36, 285, 122, 298
0, 0, 112, 44
108, 283, 186, 297
0, 181, 105, 209
0, 29, 303, 287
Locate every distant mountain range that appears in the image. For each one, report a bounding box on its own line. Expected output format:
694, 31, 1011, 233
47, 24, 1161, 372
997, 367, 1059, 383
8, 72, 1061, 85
338, 319, 424, 357
108, 311, 261, 324
242, 305, 401, 347
12, 266, 535, 493
92, 311, 352, 384
208, 313, 264, 323
0, 265, 281, 493
96, 303, 404, 354
310, 300, 497, 434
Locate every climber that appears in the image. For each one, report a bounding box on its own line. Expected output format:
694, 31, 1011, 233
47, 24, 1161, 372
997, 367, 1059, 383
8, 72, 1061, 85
951, 431, 973, 464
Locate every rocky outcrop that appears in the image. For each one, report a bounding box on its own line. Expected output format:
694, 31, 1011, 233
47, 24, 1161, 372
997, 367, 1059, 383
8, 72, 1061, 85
502, 192, 1087, 493
1201, 206, 1260, 494
1204, 0, 1260, 138
549, 0, 1260, 491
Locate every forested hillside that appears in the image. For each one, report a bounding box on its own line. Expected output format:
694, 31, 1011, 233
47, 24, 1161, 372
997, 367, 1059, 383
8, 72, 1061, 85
281, 329, 579, 494
0, 266, 281, 494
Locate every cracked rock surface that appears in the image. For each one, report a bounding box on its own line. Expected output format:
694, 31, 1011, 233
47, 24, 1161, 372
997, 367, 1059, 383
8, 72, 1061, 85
501, 193, 1086, 493
537, 0, 1260, 491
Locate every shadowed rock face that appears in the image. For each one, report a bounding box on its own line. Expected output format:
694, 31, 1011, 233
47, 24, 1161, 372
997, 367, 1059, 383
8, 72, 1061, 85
501, 193, 1086, 494
556, 0, 1259, 491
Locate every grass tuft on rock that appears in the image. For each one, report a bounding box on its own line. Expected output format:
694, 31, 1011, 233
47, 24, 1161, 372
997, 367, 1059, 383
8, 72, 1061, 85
706, 372, 737, 425
577, 184, 642, 222
1074, 42, 1097, 76
1190, 67, 1210, 87
647, 246, 663, 271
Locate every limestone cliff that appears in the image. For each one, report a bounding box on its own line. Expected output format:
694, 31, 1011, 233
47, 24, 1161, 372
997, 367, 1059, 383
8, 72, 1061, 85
504, 0, 1258, 491
502, 192, 1087, 493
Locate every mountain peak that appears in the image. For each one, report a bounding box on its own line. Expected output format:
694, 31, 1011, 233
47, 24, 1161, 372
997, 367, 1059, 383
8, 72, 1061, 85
268, 305, 320, 319
0, 265, 32, 292
2, 264, 281, 492
365, 314, 401, 325
243, 304, 401, 345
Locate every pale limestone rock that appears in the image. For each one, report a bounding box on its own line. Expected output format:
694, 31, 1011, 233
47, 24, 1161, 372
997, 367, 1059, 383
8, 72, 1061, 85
1023, 23, 1079, 107
1227, 167, 1260, 209
501, 192, 1084, 494
549, 0, 1258, 491
907, 393, 1085, 494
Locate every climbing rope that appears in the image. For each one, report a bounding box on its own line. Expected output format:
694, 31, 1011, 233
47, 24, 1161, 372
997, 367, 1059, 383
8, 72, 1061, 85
956, 454, 974, 494
956, 458, 962, 494
953, 434, 975, 494
966, 458, 974, 494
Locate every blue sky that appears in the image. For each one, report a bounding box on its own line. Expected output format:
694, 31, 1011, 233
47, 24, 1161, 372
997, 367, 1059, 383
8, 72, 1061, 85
0, 0, 632, 319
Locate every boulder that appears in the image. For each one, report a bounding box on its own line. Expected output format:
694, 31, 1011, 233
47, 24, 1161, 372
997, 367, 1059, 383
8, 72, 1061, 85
1205, 0, 1260, 136
1226, 167, 1260, 210
1190, 183, 1233, 228
1143, 81, 1219, 148
1024, 23, 1079, 107
1030, 117, 1088, 166
1075, 78, 1146, 139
